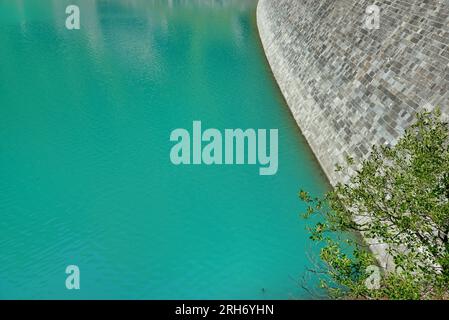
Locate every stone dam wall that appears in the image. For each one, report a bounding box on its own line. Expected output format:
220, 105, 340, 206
257, 0, 449, 185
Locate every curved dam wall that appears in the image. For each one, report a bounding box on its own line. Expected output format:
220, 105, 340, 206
257, 0, 449, 185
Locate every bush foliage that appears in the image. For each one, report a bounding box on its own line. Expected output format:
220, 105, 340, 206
301, 109, 449, 299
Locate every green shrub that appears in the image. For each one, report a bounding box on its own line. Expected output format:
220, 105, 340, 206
301, 109, 449, 300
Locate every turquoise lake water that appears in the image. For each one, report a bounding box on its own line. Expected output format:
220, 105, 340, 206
0, 0, 329, 299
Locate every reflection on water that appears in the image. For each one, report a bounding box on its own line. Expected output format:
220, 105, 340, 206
0, 0, 329, 299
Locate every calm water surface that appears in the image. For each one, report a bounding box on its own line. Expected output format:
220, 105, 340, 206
0, 0, 329, 299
